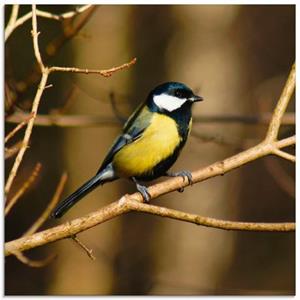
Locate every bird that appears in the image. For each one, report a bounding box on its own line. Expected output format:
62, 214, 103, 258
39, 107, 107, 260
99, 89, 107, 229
51, 82, 203, 218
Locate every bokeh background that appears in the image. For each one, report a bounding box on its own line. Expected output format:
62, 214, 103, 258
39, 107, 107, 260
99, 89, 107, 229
5, 5, 295, 295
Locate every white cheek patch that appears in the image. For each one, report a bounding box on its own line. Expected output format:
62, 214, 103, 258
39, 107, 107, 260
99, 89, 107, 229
153, 94, 187, 112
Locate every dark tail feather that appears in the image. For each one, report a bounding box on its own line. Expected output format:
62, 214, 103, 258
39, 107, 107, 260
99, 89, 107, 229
51, 166, 116, 218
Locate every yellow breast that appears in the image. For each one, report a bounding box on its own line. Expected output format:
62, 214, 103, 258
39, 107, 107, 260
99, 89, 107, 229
113, 113, 181, 178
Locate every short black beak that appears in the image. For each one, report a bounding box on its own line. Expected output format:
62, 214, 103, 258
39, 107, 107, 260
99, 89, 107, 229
189, 95, 203, 102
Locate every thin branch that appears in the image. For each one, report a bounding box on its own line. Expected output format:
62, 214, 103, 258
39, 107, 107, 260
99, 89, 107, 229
71, 235, 96, 260
5, 201, 128, 256
31, 5, 45, 71
23, 172, 68, 236
265, 63, 295, 141
5, 5, 93, 41
12, 250, 56, 268
4, 4, 19, 41
4, 72, 49, 196
125, 199, 295, 232
272, 148, 295, 162
49, 57, 137, 77
6, 112, 295, 128
15, 5, 97, 95
4, 5, 49, 196
35, 5, 92, 21
5, 113, 34, 143
5, 163, 42, 216
5, 6, 136, 196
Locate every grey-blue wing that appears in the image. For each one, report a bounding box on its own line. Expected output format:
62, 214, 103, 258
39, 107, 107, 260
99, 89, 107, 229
97, 104, 153, 174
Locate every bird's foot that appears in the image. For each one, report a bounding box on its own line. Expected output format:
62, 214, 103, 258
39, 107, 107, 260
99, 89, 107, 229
132, 177, 151, 203
166, 170, 193, 193
167, 170, 193, 185
136, 183, 151, 203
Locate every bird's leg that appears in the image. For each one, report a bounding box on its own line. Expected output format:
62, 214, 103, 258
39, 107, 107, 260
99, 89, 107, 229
166, 170, 193, 193
132, 177, 151, 203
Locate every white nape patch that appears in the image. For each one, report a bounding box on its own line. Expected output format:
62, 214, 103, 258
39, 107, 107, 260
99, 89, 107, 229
153, 94, 187, 112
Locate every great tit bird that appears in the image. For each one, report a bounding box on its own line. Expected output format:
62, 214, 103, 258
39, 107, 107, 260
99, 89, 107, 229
52, 82, 203, 218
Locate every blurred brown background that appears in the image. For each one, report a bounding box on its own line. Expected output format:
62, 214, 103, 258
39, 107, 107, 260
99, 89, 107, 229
5, 5, 295, 295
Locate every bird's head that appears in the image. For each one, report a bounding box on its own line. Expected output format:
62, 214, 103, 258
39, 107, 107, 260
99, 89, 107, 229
148, 82, 203, 113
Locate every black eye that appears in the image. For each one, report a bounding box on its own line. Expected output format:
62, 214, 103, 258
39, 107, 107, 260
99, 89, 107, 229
175, 90, 183, 98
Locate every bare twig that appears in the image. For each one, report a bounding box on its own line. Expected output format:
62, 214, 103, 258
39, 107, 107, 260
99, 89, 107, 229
71, 235, 96, 260
272, 148, 295, 162
15, 5, 97, 95
5, 163, 42, 216
5, 5, 48, 196
12, 250, 56, 268
5, 201, 128, 255
125, 199, 294, 232
23, 172, 68, 236
35, 5, 93, 20
5, 5, 134, 197
265, 64, 295, 141
5, 113, 34, 143
5, 5, 92, 41
31, 6, 45, 71
49, 57, 137, 77
4, 4, 19, 41
4, 72, 49, 196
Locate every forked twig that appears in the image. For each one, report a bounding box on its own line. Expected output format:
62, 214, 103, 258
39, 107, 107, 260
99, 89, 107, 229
5, 4, 93, 41
5, 5, 136, 197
